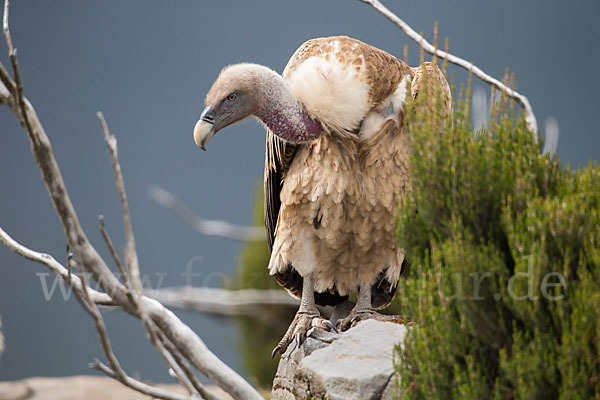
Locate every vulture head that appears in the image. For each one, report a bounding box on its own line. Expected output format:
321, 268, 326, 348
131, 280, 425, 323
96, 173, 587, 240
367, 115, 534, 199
194, 63, 323, 150
193, 64, 262, 150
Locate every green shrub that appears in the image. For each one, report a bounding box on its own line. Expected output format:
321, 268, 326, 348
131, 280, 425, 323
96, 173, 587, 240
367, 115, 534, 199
395, 75, 600, 399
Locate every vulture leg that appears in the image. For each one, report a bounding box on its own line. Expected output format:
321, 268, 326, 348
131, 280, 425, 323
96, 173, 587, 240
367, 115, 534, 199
337, 283, 404, 331
272, 272, 337, 357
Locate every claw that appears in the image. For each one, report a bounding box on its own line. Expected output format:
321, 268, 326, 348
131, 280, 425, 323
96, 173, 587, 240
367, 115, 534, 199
295, 332, 302, 348
272, 310, 334, 356
323, 319, 339, 333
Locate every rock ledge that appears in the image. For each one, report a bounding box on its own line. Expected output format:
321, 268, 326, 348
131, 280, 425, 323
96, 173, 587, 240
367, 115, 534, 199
272, 319, 408, 400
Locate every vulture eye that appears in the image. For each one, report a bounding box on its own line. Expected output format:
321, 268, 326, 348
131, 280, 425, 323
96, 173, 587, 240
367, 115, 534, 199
227, 93, 238, 102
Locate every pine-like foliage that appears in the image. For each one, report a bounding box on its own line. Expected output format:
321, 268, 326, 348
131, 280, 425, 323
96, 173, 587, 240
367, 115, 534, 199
395, 74, 600, 399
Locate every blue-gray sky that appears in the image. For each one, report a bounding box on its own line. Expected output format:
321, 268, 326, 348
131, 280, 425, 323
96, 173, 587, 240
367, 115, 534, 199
1, 0, 598, 383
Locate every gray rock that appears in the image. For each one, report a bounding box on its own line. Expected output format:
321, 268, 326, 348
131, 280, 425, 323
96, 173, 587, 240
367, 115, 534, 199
272, 319, 408, 400
381, 375, 400, 400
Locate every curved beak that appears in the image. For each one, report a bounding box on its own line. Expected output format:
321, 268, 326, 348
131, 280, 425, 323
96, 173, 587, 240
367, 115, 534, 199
193, 106, 216, 150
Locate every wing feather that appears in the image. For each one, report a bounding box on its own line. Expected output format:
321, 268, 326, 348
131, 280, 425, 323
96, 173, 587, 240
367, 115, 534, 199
264, 131, 296, 252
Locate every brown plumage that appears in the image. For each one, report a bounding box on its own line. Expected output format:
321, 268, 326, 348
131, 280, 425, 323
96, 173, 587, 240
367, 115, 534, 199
193, 36, 451, 355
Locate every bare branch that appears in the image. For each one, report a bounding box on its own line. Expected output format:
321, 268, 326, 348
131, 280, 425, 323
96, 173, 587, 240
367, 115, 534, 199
0, 36, 261, 397
0, 62, 15, 98
1, 68, 130, 308
98, 215, 127, 284
15, 226, 187, 400
3, 0, 32, 133
0, 226, 262, 400
0, 226, 112, 304
2, 0, 13, 53
143, 321, 205, 399
97, 112, 143, 305
148, 286, 299, 317
155, 328, 223, 400
4, 225, 198, 400
91, 360, 189, 400
149, 185, 265, 242
359, 0, 538, 136
1, 3, 257, 398
74, 268, 143, 398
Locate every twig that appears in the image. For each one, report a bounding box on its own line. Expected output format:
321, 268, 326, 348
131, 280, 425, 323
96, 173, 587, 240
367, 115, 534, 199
2, 0, 13, 52
91, 360, 188, 400
149, 185, 265, 241
98, 215, 139, 312
98, 216, 128, 287
3, 0, 32, 133
358, 0, 538, 136
97, 112, 143, 306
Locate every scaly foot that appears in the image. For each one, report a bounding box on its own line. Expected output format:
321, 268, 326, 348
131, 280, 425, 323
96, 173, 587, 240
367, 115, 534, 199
272, 311, 337, 358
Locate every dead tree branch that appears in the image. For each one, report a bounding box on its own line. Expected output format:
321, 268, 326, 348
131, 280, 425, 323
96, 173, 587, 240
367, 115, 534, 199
147, 287, 299, 317
155, 329, 222, 400
3, 0, 31, 134
149, 185, 266, 242
98, 215, 128, 284
0, 2, 262, 398
2, 226, 186, 399
71, 253, 189, 400
97, 112, 143, 305
140, 321, 206, 399
359, 0, 538, 136
0, 226, 248, 400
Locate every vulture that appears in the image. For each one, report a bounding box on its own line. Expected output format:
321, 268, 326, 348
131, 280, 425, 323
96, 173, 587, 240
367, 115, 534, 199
193, 36, 451, 356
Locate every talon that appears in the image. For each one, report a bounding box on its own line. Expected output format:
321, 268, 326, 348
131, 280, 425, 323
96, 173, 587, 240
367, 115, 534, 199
323, 320, 338, 333
295, 332, 302, 348
273, 309, 330, 355
271, 346, 280, 359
